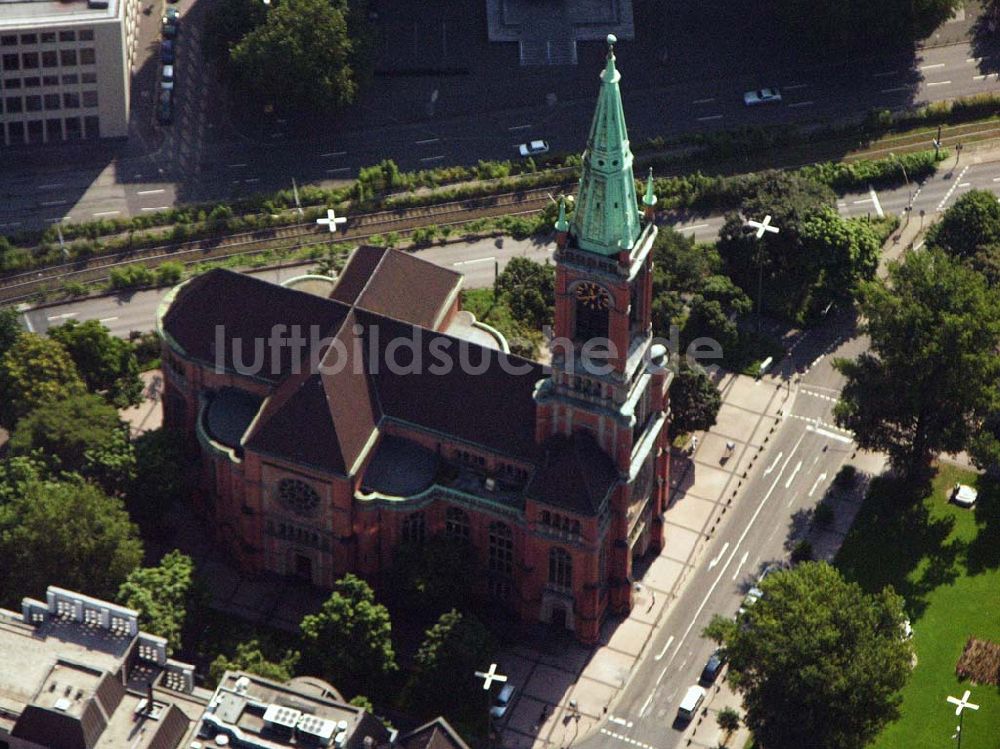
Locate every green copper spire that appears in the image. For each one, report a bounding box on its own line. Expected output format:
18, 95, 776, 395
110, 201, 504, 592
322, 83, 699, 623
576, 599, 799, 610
569, 34, 642, 256
555, 196, 569, 233
643, 167, 657, 208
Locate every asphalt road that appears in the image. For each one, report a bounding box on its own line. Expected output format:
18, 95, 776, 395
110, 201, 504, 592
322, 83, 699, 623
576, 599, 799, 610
2, 37, 1000, 232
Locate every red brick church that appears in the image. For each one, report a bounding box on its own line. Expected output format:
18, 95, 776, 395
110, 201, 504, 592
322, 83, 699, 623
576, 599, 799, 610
158, 38, 671, 645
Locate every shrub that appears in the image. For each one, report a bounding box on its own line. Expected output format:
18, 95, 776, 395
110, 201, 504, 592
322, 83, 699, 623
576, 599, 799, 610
108, 264, 155, 290
155, 262, 184, 286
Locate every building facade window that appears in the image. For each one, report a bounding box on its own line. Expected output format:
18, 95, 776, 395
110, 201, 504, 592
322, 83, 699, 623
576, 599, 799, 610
276, 478, 320, 517
80, 48, 95, 65
488, 521, 513, 599
61, 73, 77, 85
3, 54, 20, 71
60, 49, 77, 66
445, 507, 470, 541
58, 31, 76, 42
62, 92, 79, 109
401, 511, 425, 543
4, 96, 20, 113
548, 547, 573, 590
1, 36, 17, 47
81, 71, 96, 83
42, 51, 57, 68
42, 75, 57, 86
23, 76, 39, 87
79, 29, 94, 41
82, 90, 97, 108
43, 93, 59, 110
40, 32, 56, 43
3, 77, 20, 88
19, 33, 37, 45
21, 52, 38, 69
25, 95, 41, 112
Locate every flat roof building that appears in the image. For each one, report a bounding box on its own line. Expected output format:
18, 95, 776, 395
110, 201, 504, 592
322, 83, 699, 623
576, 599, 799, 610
0, 0, 140, 146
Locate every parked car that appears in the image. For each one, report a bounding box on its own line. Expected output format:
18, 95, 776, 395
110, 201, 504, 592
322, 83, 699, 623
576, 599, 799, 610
951, 483, 977, 508
737, 586, 763, 616
162, 64, 174, 82
490, 683, 516, 719
676, 685, 706, 723
518, 139, 549, 157
743, 87, 782, 106
164, 7, 179, 21
162, 18, 178, 38
157, 90, 173, 125
699, 650, 724, 684
160, 40, 175, 64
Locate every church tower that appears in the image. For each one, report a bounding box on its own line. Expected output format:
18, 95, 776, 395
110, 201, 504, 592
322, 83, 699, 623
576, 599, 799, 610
535, 35, 672, 619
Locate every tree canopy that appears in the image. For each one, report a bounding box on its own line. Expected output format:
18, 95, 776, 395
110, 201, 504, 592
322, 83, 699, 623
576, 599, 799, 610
835, 249, 1000, 476
495, 257, 556, 330
230, 0, 357, 113
0, 474, 143, 605
0, 306, 21, 360
49, 319, 144, 408
9, 393, 136, 495
209, 639, 301, 687
117, 550, 197, 655
0, 333, 86, 428
300, 574, 397, 696
668, 364, 722, 438
703, 562, 912, 749
128, 428, 191, 528
408, 609, 497, 717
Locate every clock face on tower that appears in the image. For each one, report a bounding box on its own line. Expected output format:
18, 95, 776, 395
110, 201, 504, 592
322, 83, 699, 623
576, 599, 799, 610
575, 282, 611, 311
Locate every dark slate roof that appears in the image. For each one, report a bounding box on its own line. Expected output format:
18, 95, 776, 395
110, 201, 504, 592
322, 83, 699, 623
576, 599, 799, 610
399, 718, 471, 749
354, 249, 461, 329
205, 388, 264, 450
360, 434, 440, 496
329, 245, 387, 305
162, 269, 349, 383
526, 433, 620, 514
357, 310, 544, 460
12, 704, 98, 749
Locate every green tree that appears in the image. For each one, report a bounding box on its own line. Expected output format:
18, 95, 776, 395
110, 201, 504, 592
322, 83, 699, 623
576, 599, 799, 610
0, 306, 22, 359
128, 428, 190, 527
799, 209, 882, 309
0, 333, 86, 428
495, 257, 555, 330
668, 365, 722, 438
409, 609, 497, 715
0, 475, 143, 605
835, 250, 1000, 477
386, 536, 478, 620
703, 562, 912, 749
651, 226, 721, 294
202, 0, 267, 62
49, 319, 143, 408
683, 295, 738, 354
209, 639, 301, 686
300, 574, 397, 696
9, 393, 136, 495
230, 0, 357, 113
117, 550, 196, 655
717, 706, 741, 742
927, 189, 1000, 259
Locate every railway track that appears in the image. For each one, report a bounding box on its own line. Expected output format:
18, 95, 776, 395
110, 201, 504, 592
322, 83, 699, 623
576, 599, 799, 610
0, 186, 566, 303
0, 190, 558, 303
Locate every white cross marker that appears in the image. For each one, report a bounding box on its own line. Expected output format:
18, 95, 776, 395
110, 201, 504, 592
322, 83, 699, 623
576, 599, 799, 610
748, 214, 780, 239
947, 690, 980, 716
316, 208, 347, 233
474, 663, 508, 690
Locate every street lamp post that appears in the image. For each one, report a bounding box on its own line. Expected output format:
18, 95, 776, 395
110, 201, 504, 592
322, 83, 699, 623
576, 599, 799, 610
890, 152, 913, 225
946, 689, 979, 749
746, 215, 780, 334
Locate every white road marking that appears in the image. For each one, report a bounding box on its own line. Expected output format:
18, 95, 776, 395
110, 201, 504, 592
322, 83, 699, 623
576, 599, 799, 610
919, 63, 946, 70
40, 200, 66, 207
785, 460, 803, 488
320, 151, 346, 157
608, 716, 630, 727
47, 312, 77, 321
938, 165, 970, 211
326, 167, 351, 174
656, 666, 668, 685
807, 425, 854, 443
38, 183, 64, 190
599, 730, 656, 749
245, 178, 260, 183
452, 256, 496, 266
227, 163, 247, 168
508, 124, 532, 131
655, 635, 675, 661
764, 452, 783, 475
873, 70, 897, 77
693, 97, 715, 104
869, 186, 884, 218
98, 316, 119, 323
708, 542, 730, 570
137, 188, 165, 195
973, 74, 991, 81
141, 206, 170, 211
926, 80, 952, 87
92, 210, 120, 217
420, 155, 445, 162
785, 83, 808, 90
809, 472, 828, 497
677, 223, 709, 232
732, 551, 749, 581
959, 182, 971, 187
667, 431, 809, 664
415, 137, 440, 145
788, 101, 814, 108
697, 114, 724, 121
880, 86, 910, 93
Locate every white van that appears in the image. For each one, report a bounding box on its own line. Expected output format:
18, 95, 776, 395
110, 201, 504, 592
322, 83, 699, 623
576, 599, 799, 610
677, 685, 706, 722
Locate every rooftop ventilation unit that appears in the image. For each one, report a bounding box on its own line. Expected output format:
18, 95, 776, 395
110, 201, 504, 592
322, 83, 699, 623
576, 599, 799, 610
234, 676, 251, 695
263, 703, 302, 730
297, 714, 337, 746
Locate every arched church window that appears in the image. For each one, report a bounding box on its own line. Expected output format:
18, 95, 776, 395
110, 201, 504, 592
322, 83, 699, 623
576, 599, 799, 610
548, 547, 573, 590
445, 507, 470, 541
277, 478, 320, 517
402, 512, 425, 544
488, 522, 513, 578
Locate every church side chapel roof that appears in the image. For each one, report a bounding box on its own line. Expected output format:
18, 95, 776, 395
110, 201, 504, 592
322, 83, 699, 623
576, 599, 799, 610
526, 433, 619, 515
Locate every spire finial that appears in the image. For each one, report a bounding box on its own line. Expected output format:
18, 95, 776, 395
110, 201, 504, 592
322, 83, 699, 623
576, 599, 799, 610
555, 197, 569, 233
643, 167, 657, 207
606, 34, 617, 57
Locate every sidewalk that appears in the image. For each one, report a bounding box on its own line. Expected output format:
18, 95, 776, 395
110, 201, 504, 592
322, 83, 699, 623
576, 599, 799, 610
494, 371, 792, 749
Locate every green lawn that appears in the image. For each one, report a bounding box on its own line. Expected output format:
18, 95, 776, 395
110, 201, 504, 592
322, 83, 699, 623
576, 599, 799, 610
835, 465, 1000, 749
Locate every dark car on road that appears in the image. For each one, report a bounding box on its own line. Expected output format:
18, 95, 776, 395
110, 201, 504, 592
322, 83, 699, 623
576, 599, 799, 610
157, 90, 173, 125
160, 39, 175, 64
700, 650, 724, 684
